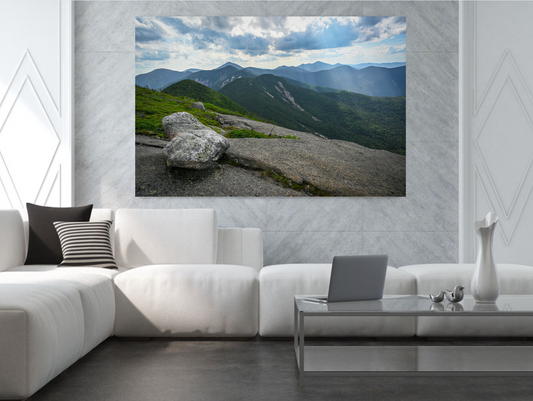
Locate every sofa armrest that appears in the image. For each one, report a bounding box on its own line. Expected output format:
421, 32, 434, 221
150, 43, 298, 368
217, 228, 263, 272
0, 310, 27, 399
0, 210, 25, 272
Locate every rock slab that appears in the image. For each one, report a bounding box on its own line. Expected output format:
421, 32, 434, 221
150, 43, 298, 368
163, 129, 229, 170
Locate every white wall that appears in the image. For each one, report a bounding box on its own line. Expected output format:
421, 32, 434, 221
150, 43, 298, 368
0, 0, 73, 211
461, 1, 533, 265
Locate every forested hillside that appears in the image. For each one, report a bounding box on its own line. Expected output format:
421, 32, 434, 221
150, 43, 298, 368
220, 74, 406, 154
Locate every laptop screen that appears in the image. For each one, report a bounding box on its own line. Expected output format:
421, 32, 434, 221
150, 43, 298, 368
327, 255, 388, 302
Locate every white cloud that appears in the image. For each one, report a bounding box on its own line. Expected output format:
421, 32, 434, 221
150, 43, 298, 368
136, 16, 406, 72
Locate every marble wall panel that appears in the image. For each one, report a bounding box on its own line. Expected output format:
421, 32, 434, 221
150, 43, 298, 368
75, 1, 459, 266
266, 198, 363, 233
363, 231, 458, 267
362, 1, 396, 16
265, 231, 363, 266
406, 52, 458, 142
266, 1, 362, 16
171, 1, 267, 16
75, 52, 134, 145
406, 141, 458, 205
362, 196, 458, 233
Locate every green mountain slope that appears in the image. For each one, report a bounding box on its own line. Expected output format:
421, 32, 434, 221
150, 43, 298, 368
136, 86, 242, 138
219, 74, 406, 154
282, 77, 341, 93
162, 79, 253, 118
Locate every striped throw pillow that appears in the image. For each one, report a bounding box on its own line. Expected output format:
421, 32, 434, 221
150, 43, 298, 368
53, 220, 118, 269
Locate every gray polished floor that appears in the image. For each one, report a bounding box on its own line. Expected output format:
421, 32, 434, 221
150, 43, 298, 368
27, 337, 533, 401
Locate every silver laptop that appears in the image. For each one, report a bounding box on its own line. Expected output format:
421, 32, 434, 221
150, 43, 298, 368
304, 255, 388, 303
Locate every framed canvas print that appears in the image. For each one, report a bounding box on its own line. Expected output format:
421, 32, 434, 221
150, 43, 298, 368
135, 16, 406, 197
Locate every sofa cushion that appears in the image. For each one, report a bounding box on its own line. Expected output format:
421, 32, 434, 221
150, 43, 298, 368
114, 209, 218, 268
259, 264, 417, 337
399, 263, 533, 295
0, 282, 84, 399
0, 209, 25, 272
54, 220, 118, 269
24, 203, 93, 265
399, 263, 533, 336
1, 266, 118, 355
216, 228, 263, 272
90, 208, 116, 254
114, 264, 258, 337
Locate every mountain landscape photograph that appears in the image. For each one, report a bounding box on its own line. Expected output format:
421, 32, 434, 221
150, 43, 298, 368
135, 16, 407, 197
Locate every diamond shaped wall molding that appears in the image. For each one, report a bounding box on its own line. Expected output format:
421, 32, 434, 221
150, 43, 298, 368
473, 49, 533, 245
0, 50, 62, 209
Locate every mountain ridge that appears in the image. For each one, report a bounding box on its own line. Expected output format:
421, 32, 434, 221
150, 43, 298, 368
183, 65, 256, 91
136, 62, 406, 96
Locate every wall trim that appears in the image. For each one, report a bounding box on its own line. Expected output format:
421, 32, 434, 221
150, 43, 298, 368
459, 0, 475, 262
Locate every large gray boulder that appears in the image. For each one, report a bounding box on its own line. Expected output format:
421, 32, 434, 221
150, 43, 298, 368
163, 129, 230, 170
191, 101, 206, 111
162, 112, 206, 140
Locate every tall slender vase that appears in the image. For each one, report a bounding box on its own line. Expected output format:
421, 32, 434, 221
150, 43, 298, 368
471, 212, 500, 303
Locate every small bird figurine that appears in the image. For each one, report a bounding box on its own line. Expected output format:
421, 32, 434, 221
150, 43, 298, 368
445, 285, 465, 303
429, 291, 445, 303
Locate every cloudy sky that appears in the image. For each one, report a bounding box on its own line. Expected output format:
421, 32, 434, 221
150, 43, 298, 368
135, 16, 406, 76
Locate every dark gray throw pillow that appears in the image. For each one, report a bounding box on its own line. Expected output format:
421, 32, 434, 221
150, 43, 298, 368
24, 203, 93, 265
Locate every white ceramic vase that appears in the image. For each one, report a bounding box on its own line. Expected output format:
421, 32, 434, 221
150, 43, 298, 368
471, 212, 500, 303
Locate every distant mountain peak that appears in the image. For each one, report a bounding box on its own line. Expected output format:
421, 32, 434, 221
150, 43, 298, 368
310, 61, 330, 66
135, 68, 192, 90
296, 61, 338, 72
215, 62, 243, 70
350, 62, 406, 70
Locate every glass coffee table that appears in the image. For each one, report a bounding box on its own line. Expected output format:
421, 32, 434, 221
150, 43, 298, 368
294, 295, 533, 386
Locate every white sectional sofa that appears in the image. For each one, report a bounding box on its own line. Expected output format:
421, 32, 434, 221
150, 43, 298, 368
2, 206, 533, 400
